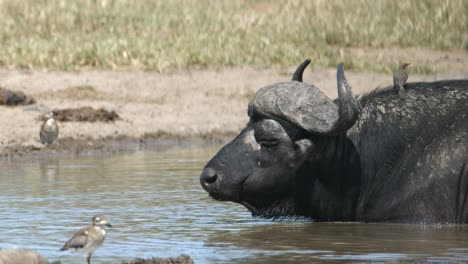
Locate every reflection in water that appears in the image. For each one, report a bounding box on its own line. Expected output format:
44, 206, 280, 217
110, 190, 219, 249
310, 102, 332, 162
207, 222, 468, 263
0, 145, 467, 264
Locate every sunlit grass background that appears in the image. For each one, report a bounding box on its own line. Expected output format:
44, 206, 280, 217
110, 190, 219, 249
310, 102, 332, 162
0, 0, 466, 72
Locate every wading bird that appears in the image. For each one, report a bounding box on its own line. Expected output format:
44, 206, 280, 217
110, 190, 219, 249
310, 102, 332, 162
60, 215, 112, 264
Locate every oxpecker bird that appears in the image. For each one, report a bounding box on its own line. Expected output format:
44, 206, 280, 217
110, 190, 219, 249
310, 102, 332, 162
60, 215, 112, 264
40, 112, 59, 145
393, 62, 411, 97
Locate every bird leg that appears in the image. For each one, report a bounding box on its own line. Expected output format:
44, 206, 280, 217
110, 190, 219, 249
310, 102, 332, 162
87, 253, 92, 264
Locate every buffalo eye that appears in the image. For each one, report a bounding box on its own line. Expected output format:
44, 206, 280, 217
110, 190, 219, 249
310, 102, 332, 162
254, 119, 285, 149
258, 139, 279, 148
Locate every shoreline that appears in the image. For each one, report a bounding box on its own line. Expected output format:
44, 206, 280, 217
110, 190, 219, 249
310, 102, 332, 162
1, 65, 467, 160
0, 133, 233, 160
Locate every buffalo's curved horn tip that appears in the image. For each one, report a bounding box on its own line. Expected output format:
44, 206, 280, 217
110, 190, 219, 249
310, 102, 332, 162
292, 59, 311, 82
332, 62, 359, 133
336, 62, 353, 102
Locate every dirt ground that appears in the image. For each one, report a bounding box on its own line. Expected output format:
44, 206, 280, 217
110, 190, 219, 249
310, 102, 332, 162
1, 49, 467, 158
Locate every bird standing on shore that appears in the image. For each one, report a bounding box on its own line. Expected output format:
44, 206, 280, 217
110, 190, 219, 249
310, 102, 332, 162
393, 62, 411, 97
60, 215, 112, 264
40, 112, 59, 145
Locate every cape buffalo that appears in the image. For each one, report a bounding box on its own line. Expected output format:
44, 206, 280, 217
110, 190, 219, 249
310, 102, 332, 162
200, 59, 468, 223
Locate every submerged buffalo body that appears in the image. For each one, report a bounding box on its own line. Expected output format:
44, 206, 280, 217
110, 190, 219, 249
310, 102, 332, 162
200, 60, 468, 223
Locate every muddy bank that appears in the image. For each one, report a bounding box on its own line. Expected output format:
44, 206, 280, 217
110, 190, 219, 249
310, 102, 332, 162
1, 64, 467, 158
0, 133, 231, 160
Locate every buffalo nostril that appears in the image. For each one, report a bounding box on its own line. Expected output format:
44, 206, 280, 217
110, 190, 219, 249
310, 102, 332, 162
206, 174, 217, 184
202, 167, 218, 184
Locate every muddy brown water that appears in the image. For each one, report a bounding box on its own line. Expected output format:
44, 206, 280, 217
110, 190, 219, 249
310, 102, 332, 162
0, 144, 467, 263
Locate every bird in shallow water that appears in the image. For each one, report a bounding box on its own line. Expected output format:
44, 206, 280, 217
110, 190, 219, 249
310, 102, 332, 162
40, 112, 59, 145
393, 62, 411, 97
60, 215, 112, 264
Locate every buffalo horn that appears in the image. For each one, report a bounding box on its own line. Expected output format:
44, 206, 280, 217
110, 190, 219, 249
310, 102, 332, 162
331, 63, 360, 134
291, 59, 311, 82
249, 62, 359, 135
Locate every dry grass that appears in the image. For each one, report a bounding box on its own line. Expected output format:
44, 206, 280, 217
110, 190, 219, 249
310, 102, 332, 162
0, 0, 466, 73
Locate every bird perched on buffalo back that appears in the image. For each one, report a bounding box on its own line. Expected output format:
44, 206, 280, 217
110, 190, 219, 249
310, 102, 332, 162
393, 62, 411, 97
40, 112, 59, 145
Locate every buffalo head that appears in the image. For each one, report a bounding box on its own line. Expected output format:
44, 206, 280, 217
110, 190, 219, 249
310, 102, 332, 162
200, 60, 360, 218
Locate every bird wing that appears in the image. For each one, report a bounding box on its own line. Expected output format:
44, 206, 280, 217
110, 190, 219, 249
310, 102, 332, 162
393, 69, 408, 85
39, 120, 46, 141
401, 71, 408, 83
53, 121, 59, 140
61, 227, 91, 250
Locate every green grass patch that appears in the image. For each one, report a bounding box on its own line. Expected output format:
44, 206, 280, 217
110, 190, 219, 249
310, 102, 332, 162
0, 0, 466, 72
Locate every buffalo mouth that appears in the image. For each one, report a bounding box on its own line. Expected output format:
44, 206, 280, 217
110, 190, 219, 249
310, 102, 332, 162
207, 174, 249, 203
240, 201, 260, 215
210, 192, 295, 218
203, 173, 297, 218
208, 192, 239, 202
209, 193, 261, 215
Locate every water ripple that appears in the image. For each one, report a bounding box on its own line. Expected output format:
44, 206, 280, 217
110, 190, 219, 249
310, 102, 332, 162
0, 145, 467, 263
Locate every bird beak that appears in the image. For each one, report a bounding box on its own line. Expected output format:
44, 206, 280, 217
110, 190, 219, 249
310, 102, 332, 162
99, 220, 112, 227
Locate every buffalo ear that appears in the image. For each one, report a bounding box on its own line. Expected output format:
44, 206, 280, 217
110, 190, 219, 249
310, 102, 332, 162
290, 139, 314, 168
